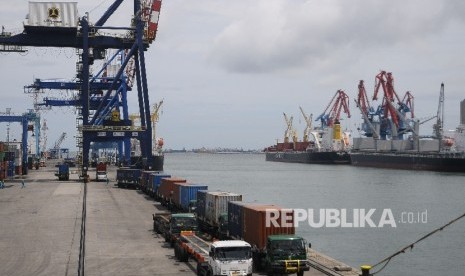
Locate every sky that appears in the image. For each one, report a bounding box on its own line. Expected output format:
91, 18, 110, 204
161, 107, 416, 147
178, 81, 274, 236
0, 0, 465, 151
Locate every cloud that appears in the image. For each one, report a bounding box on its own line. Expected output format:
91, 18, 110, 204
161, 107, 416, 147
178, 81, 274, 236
207, 0, 465, 74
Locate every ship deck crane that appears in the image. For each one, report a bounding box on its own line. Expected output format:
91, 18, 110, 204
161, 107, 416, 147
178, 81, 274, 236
299, 106, 312, 143
283, 113, 298, 143
0, 0, 163, 172
433, 83, 445, 143
151, 99, 163, 154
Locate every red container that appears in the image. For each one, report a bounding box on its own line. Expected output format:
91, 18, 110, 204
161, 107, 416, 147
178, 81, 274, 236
171, 182, 190, 208
242, 204, 295, 250
158, 177, 187, 200
96, 162, 107, 172
0, 142, 4, 152
15, 165, 22, 175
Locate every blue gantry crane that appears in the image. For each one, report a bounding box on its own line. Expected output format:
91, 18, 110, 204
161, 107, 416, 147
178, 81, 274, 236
0, 109, 41, 174
1, 0, 163, 174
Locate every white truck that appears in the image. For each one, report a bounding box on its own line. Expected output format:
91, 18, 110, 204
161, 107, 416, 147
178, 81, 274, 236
174, 231, 253, 276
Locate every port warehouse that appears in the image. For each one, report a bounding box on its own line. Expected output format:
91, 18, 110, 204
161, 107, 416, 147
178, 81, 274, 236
117, 167, 310, 274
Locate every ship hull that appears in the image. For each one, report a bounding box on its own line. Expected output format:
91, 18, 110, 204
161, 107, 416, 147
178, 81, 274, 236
350, 151, 465, 172
266, 151, 350, 164
130, 155, 164, 171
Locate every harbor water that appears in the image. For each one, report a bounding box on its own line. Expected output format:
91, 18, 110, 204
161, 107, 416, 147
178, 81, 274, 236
164, 152, 465, 276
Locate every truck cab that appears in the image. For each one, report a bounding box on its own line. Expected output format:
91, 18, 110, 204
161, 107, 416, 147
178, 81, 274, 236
167, 213, 198, 245
208, 240, 253, 276
265, 235, 310, 276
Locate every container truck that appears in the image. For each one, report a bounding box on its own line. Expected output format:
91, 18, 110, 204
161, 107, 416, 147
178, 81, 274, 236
174, 231, 253, 276
95, 162, 107, 182
228, 201, 310, 275
55, 163, 69, 180
153, 212, 198, 246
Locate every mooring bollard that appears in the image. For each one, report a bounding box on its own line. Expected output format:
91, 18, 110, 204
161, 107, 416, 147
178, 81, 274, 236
360, 265, 372, 276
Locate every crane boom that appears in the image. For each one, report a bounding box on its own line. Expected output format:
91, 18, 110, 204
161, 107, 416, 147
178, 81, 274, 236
299, 106, 313, 143
433, 83, 445, 141
316, 90, 351, 128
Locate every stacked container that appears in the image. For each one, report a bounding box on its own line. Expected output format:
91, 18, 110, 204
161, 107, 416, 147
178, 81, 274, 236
228, 201, 295, 250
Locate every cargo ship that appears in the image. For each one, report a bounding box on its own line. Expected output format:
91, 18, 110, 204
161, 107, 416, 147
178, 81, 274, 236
265, 121, 351, 164
351, 75, 465, 172
350, 138, 465, 172
266, 92, 352, 165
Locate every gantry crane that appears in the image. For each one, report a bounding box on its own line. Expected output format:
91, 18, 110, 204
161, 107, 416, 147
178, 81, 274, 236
0, 0, 163, 172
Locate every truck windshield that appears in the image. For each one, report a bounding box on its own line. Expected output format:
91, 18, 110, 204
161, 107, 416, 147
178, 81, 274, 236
271, 239, 305, 252
171, 217, 197, 229
215, 246, 251, 261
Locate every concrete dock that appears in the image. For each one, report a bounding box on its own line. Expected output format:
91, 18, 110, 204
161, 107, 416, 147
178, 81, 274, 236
0, 163, 359, 276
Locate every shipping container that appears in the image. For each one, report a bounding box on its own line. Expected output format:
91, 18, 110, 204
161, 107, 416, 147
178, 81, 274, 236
15, 166, 22, 176
227, 202, 278, 240
140, 170, 158, 191
157, 177, 187, 201
196, 190, 208, 221
116, 168, 141, 188
199, 191, 242, 227
148, 173, 171, 196
0, 142, 4, 152
242, 205, 295, 250
26, 2, 79, 29
176, 184, 208, 211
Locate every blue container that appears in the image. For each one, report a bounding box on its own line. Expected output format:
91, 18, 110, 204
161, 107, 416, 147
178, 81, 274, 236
8, 161, 15, 170
196, 190, 208, 220
179, 184, 208, 211
7, 168, 14, 177
141, 170, 159, 189
150, 174, 171, 194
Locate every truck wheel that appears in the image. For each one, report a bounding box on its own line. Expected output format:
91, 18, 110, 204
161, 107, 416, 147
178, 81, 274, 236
174, 243, 179, 259
181, 248, 189, 262
297, 271, 304, 276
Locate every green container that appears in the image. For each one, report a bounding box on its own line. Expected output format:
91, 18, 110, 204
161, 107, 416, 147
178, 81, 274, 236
0, 152, 5, 162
